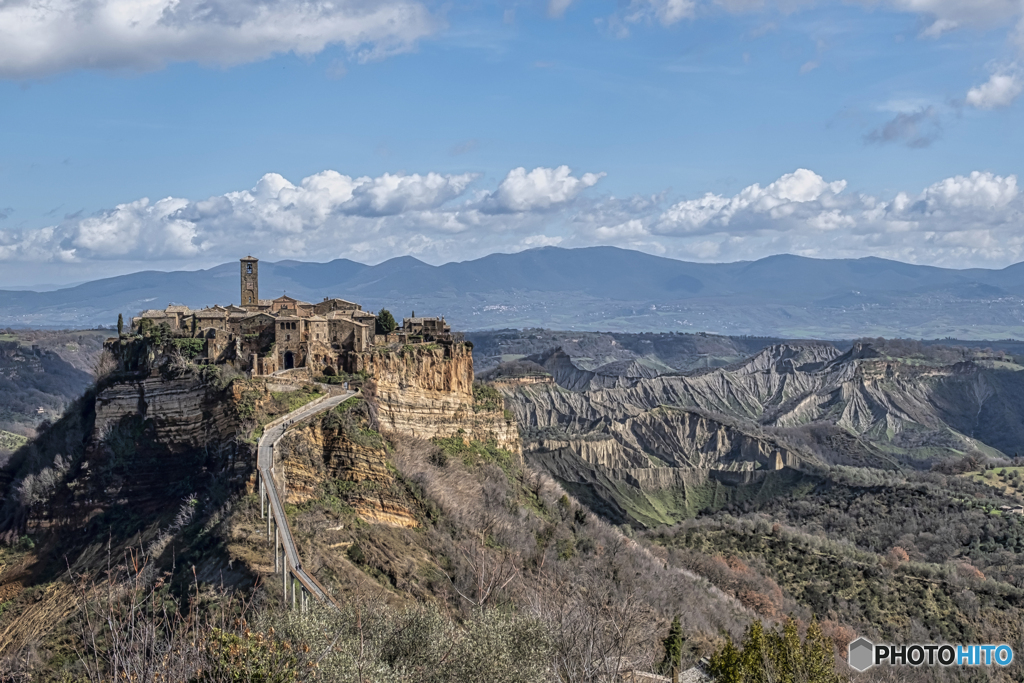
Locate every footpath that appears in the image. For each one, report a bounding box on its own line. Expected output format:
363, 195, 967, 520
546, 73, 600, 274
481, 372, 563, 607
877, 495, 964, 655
256, 388, 355, 609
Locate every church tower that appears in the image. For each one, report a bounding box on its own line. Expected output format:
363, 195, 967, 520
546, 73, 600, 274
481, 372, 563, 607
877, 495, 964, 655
240, 256, 259, 307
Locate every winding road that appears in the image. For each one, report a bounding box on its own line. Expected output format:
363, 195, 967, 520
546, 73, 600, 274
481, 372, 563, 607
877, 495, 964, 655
257, 388, 355, 606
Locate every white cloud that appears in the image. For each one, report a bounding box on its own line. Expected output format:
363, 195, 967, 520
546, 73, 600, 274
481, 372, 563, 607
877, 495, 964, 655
0, 0, 437, 78
548, 0, 576, 18
74, 197, 200, 257
919, 171, 1018, 210
3, 166, 604, 265
6, 167, 1024, 271
624, 0, 698, 26
920, 18, 959, 38
594, 219, 649, 240
482, 166, 605, 213
966, 70, 1023, 108
521, 235, 564, 248
655, 169, 847, 234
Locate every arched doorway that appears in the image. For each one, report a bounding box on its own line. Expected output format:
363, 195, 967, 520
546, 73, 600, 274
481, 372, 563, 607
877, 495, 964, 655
284, 351, 294, 370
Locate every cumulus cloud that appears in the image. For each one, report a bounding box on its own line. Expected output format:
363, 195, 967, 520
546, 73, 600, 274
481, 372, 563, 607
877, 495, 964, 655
654, 169, 848, 234
918, 170, 1018, 209
481, 166, 606, 214
6, 166, 1024, 271
966, 70, 1023, 108
2, 166, 604, 265
661, 169, 1022, 266
0, 0, 437, 78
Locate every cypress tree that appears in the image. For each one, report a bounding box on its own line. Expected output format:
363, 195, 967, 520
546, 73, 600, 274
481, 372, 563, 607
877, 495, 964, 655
660, 615, 684, 675
707, 640, 743, 683
708, 616, 841, 683
117, 313, 124, 337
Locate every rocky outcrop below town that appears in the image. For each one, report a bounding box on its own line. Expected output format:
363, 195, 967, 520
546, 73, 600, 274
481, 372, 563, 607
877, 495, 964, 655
273, 415, 418, 528
92, 375, 245, 460
22, 375, 262, 532
358, 343, 521, 457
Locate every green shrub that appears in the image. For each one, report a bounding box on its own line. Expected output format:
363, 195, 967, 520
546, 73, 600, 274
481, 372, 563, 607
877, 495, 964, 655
171, 337, 205, 359
347, 542, 367, 565
190, 628, 299, 683
473, 383, 505, 413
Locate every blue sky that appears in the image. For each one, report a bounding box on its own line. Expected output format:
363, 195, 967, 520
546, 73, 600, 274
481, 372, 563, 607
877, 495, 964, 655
0, 0, 1022, 286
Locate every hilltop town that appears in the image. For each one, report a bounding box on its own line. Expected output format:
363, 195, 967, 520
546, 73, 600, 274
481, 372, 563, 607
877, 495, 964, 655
129, 256, 453, 376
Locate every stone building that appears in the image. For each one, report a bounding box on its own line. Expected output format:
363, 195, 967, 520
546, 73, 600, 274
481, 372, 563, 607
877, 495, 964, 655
402, 314, 451, 337
131, 256, 455, 377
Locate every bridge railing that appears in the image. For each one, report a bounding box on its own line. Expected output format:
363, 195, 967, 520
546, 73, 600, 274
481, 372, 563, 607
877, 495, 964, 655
256, 391, 352, 611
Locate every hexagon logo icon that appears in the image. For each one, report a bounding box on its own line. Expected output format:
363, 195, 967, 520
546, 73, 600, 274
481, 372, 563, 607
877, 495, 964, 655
848, 637, 874, 672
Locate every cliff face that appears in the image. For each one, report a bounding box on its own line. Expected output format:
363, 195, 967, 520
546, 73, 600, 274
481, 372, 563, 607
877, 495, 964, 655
274, 419, 417, 528
358, 344, 521, 456
22, 376, 259, 534
93, 376, 244, 460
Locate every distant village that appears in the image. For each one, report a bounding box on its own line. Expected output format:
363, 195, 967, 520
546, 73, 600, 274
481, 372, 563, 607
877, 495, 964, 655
131, 256, 452, 376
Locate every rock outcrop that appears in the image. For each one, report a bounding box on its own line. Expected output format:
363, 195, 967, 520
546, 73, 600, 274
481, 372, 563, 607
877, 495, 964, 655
358, 343, 521, 456
273, 416, 418, 528
93, 376, 244, 460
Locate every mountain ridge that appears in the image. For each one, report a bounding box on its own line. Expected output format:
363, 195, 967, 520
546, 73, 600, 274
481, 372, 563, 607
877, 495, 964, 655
5, 246, 1024, 337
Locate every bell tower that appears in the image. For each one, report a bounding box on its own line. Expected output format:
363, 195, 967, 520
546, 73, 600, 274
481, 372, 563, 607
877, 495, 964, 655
240, 256, 259, 307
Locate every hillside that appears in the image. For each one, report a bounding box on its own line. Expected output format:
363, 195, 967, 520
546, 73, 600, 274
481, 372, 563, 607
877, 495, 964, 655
0, 338, 754, 681
7, 326, 1024, 680
9, 247, 1024, 338
0, 329, 107, 442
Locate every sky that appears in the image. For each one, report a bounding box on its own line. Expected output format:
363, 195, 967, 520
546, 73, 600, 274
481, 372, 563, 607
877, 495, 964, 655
0, 0, 1022, 287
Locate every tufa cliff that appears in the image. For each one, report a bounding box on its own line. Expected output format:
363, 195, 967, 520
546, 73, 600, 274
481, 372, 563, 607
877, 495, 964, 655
265, 342, 520, 529
356, 343, 520, 456
272, 408, 419, 528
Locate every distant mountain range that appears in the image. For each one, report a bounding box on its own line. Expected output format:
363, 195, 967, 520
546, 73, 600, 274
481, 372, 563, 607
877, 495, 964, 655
4, 247, 1024, 339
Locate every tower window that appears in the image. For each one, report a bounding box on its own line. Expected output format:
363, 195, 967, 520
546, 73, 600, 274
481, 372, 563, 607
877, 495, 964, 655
246, 263, 253, 274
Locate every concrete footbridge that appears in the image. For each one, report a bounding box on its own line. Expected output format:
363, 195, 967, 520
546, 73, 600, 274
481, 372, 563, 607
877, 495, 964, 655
257, 387, 355, 610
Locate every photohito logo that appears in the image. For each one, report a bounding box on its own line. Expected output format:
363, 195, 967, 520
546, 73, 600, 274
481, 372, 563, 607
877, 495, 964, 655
848, 637, 1014, 672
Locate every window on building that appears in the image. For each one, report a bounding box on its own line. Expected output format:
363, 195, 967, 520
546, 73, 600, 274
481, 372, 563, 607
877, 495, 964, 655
286, 335, 290, 341
246, 263, 253, 274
